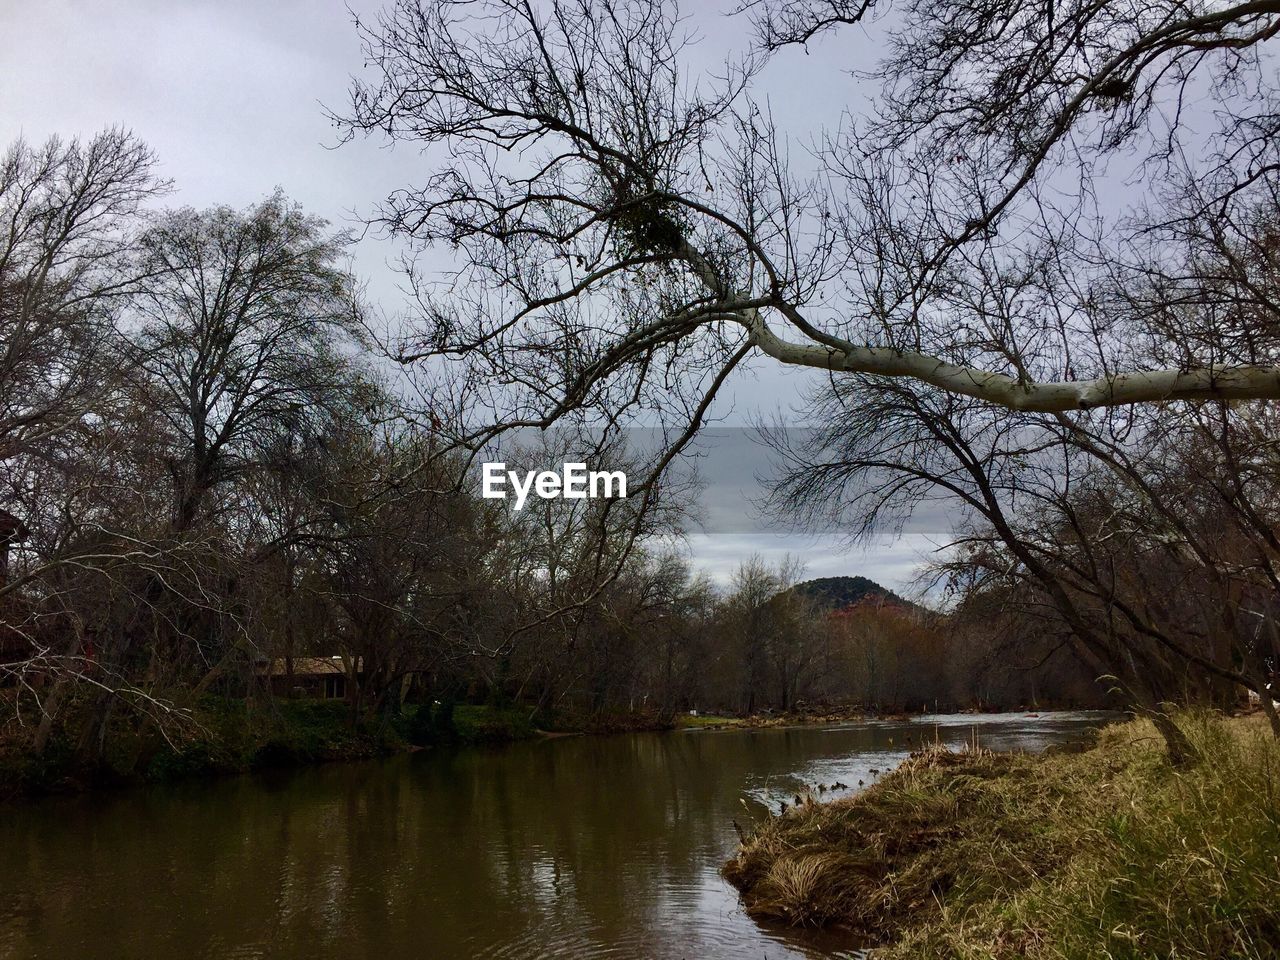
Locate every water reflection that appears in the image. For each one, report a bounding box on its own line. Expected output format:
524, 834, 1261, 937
0, 712, 1111, 959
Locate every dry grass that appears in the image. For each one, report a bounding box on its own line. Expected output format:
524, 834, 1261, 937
723, 712, 1280, 959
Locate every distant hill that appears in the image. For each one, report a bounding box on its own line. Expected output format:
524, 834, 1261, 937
790, 576, 923, 615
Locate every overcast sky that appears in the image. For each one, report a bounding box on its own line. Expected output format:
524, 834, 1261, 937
0, 0, 945, 594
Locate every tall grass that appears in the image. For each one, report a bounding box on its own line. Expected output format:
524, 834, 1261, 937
724, 713, 1280, 959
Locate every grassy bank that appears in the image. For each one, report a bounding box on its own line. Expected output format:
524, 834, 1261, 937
0, 699, 679, 799
723, 712, 1280, 959
0, 698, 406, 798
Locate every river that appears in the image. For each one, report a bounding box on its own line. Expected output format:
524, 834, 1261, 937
0, 711, 1112, 960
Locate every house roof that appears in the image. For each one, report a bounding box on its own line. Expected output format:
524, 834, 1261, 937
257, 656, 350, 677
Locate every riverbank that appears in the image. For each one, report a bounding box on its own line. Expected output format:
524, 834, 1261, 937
1, 699, 390, 799
676, 703, 1099, 732
723, 711, 1280, 959
1, 700, 1092, 801
676, 708, 870, 730
0, 699, 675, 800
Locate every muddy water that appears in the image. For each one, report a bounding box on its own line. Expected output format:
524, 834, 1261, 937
0, 712, 1111, 959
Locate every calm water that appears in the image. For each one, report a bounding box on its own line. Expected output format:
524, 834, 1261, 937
0, 712, 1111, 960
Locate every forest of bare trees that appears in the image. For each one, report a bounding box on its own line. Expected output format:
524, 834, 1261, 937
5, 0, 1280, 783
0, 129, 1092, 776
0, 128, 958, 773
331, 0, 1280, 761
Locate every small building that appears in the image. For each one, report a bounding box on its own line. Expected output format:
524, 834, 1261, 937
257, 656, 358, 700
0, 509, 29, 586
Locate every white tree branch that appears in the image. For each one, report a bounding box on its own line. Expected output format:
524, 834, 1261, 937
739, 313, 1280, 411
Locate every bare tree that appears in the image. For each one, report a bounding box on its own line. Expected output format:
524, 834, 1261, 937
2, 187, 377, 764
0, 130, 163, 463
337, 0, 1280, 465
127, 191, 367, 531
717, 555, 817, 713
